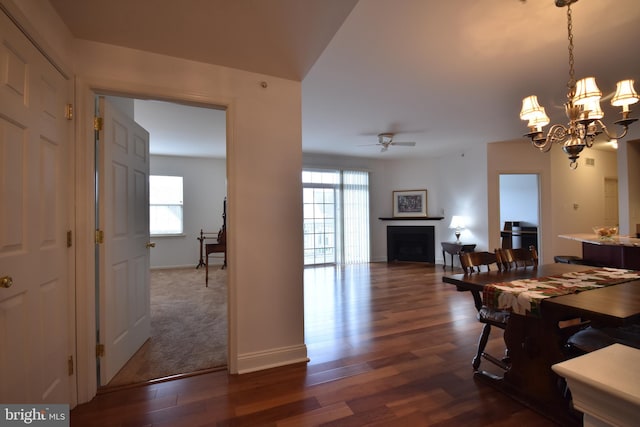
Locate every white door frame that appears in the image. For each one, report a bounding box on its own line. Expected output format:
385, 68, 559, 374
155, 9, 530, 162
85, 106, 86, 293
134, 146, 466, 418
73, 79, 235, 404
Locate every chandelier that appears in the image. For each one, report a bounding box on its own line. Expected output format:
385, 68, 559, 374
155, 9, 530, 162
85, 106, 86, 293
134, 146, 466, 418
519, 0, 639, 169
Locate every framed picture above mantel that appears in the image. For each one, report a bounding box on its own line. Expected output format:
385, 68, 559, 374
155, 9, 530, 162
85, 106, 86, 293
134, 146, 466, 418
392, 189, 427, 218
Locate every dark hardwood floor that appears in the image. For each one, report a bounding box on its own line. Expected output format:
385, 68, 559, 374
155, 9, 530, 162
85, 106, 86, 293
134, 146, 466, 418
71, 262, 560, 426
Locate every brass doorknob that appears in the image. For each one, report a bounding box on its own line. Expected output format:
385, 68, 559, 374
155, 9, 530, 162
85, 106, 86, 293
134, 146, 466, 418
1, 276, 13, 288
146, 242, 156, 248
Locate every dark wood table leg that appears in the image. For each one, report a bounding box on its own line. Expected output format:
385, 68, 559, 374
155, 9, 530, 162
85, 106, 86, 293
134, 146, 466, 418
473, 314, 581, 426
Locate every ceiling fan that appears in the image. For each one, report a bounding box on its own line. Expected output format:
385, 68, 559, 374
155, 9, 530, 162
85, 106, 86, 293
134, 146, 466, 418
373, 133, 416, 152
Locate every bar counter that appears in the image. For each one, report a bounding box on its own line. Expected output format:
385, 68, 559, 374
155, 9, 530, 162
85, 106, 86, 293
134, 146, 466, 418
559, 233, 640, 270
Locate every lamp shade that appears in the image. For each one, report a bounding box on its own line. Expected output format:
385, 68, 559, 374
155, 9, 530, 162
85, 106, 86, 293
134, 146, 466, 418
520, 95, 545, 121
573, 77, 602, 106
611, 79, 639, 110
449, 216, 466, 230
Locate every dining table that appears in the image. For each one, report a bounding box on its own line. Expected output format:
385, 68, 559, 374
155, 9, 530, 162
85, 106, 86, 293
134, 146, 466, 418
443, 263, 640, 426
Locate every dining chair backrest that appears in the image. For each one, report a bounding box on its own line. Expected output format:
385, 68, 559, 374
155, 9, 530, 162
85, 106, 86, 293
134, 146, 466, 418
496, 246, 538, 271
459, 251, 498, 274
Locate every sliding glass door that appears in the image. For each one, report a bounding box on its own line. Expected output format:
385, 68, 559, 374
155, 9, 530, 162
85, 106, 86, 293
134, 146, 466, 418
303, 186, 337, 265
303, 169, 369, 266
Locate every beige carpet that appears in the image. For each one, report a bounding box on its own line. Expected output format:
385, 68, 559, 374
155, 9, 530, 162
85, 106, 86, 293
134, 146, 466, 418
106, 267, 227, 387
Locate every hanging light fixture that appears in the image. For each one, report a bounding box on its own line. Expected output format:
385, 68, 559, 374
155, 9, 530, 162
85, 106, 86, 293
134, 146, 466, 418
520, 0, 639, 169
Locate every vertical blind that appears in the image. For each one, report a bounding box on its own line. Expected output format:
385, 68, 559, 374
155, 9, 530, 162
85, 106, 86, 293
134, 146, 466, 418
341, 170, 370, 264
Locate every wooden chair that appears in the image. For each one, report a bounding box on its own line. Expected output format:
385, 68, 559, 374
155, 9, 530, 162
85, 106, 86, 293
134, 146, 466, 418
459, 251, 499, 274
459, 251, 510, 372
496, 245, 538, 271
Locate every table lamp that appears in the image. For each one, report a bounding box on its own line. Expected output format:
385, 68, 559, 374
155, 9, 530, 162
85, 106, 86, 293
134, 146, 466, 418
449, 216, 466, 243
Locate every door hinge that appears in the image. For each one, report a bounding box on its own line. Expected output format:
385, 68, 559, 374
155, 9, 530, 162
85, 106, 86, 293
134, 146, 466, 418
94, 116, 103, 131
68, 356, 74, 376
95, 229, 104, 244
65, 103, 73, 120
67, 230, 72, 248
96, 344, 105, 358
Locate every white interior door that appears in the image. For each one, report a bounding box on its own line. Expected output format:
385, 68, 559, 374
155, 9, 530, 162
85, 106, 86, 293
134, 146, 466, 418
97, 97, 151, 385
0, 10, 74, 403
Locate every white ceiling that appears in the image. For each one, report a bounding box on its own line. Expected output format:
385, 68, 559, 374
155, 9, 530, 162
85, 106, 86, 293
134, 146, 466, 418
50, 0, 640, 159
133, 100, 227, 159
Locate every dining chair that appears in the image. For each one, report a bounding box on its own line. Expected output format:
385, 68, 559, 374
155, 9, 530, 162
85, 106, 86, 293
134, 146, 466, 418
459, 251, 511, 372
496, 246, 538, 271
459, 251, 499, 274
566, 324, 640, 356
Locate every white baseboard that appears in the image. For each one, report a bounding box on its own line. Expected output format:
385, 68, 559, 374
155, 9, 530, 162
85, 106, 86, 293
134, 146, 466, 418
236, 344, 309, 374
150, 264, 196, 270
150, 262, 225, 270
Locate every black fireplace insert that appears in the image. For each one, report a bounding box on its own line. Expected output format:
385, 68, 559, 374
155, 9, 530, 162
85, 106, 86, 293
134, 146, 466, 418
387, 226, 435, 263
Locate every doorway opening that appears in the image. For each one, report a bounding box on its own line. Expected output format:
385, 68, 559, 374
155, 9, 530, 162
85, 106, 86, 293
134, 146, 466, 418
498, 174, 541, 256
95, 95, 228, 388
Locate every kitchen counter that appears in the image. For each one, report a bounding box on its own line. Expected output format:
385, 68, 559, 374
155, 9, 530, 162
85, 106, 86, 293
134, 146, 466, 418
559, 234, 640, 270
559, 233, 640, 247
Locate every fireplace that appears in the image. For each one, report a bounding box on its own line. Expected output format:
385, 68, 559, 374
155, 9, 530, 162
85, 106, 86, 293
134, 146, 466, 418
387, 226, 435, 263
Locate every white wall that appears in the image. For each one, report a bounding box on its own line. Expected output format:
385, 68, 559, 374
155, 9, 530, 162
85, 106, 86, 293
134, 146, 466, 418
304, 144, 488, 267
70, 39, 306, 378
313, 140, 622, 268
488, 139, 618, 263
370, 147, 490, 266
150, 155, 226, 268
431, 146, 489, 256
550, 144, 619, 257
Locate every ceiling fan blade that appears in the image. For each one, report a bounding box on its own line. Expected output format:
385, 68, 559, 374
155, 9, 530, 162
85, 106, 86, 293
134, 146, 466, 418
391, 142, 416, 146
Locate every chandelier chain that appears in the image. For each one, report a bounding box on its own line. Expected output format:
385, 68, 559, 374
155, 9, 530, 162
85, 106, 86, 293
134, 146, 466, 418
566, 4, 575, 95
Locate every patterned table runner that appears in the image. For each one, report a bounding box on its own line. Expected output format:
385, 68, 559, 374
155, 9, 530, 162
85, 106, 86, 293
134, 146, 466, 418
483, 268, 640, 316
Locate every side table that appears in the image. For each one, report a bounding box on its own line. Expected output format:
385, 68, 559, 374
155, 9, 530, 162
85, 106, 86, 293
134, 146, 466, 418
441, 241, 476, 269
